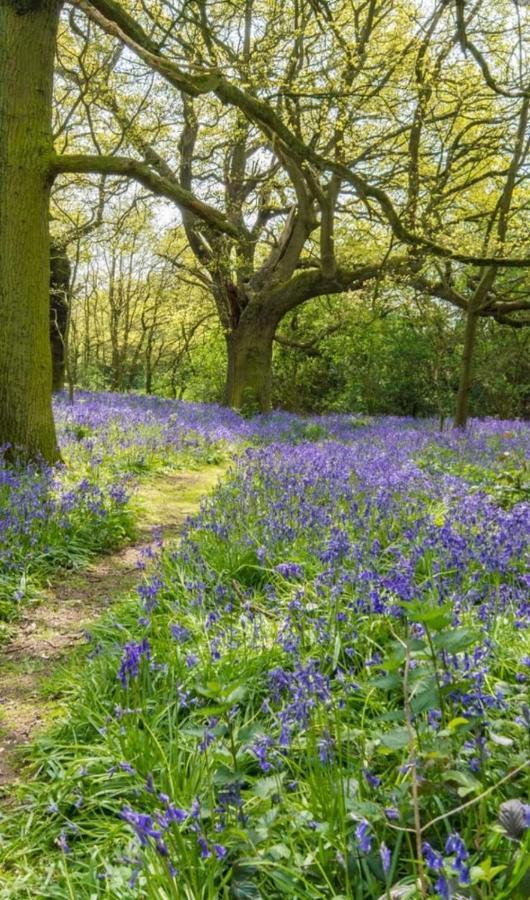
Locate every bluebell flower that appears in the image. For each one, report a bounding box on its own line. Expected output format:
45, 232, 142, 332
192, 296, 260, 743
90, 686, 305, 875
197, 835, 210, 858
251, 735, 276, 773
380, 842, 391, 875
434, 874, 450, 899
318, 730, 334, 764
363, 768, 381, 788
118, 638, 151, 687
120, 807, 161, 846
445, 832, 470, 885
422, 841, 443, 871
355, 819, 372, 854
55, 831, 70, 854
170, 622, 190, 643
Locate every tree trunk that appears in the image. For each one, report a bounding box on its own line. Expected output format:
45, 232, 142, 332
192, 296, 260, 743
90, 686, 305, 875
0, 1, 60, 462
144, 329, 154, 394
109, 343, 123, 391
225, 307, 277, 414
50, 242, 71, 393
454, 308, 478, 428
145, 355, 153, 394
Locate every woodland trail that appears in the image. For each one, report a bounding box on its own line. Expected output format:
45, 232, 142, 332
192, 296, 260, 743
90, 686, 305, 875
0, 466, 223, 791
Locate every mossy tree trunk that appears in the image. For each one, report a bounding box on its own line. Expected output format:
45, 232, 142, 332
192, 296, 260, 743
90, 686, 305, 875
221, 266, 383, 414
50, 242, 71, 393
0, 0, 61, 462
224, 303, 278, 414
454, 308, 478, 429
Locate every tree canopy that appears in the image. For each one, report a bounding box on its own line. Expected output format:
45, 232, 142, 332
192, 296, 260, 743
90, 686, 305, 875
1, 0, 529, 458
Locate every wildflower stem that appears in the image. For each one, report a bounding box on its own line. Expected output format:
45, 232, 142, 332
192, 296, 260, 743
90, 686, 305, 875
421, 759, 530, 833
403, 624, 428, 898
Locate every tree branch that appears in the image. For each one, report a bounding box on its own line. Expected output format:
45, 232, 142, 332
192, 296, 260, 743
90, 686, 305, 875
269, 262, 392, 316
73, 0, 530, 269
50, 153, 241, 238
274, 323, 344, 357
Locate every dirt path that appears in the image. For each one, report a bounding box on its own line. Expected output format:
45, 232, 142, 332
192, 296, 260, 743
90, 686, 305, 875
0, 466, 223, 791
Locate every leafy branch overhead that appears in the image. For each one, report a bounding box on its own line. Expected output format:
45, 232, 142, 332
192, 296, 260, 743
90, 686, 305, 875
1, 0, 530, 463
63, 0, 530, 271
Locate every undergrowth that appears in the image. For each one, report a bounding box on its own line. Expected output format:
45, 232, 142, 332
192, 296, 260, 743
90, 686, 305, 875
0, 416, 528, 899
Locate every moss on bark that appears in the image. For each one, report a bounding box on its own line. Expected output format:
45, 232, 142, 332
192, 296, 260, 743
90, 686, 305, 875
0, 1, 60, 461
225, 307, 277, 414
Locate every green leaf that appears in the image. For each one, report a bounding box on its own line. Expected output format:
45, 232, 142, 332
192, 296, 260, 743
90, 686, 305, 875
226, 684, 249, 703
411, 684, 439, 715
230, 868, 263, 900
270, 873, 298, 893
434, 627, 479, 652
213, 765, 246, 787
370, 673, 401, 691
253, 774, 285, 798
237, 723, 266, 743
345, 800, 382, 819
447, 717, 470, 733
470, 858, 506, 884
403, 601, 453, 629
442, 769, 482, 796
382, 644, 406, 670
266, 843, 291, 861
194, 680, 222, 698
379, 727, 410, 750
379, 710, 405, 723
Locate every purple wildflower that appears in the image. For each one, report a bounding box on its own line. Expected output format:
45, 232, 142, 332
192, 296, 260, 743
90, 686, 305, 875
380, 842, 391, 875
118, 638, 151, 687
355, 819, 372, 854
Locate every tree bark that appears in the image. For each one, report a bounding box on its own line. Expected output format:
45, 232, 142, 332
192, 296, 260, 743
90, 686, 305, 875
454, 308, 478, 428
50, 242, 71, 393
0, 1, 60, 462
145, 330, 154, 394
222, 266, 384, 414
224, 305, 277, 414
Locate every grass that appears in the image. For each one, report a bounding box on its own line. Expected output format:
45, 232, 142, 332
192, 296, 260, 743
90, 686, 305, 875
0, 395, 229, 631
134, 466, 226, 531
0, 416, 529, 898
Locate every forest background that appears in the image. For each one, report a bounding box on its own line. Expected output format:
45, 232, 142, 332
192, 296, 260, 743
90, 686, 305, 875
2, 0, 530, 465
